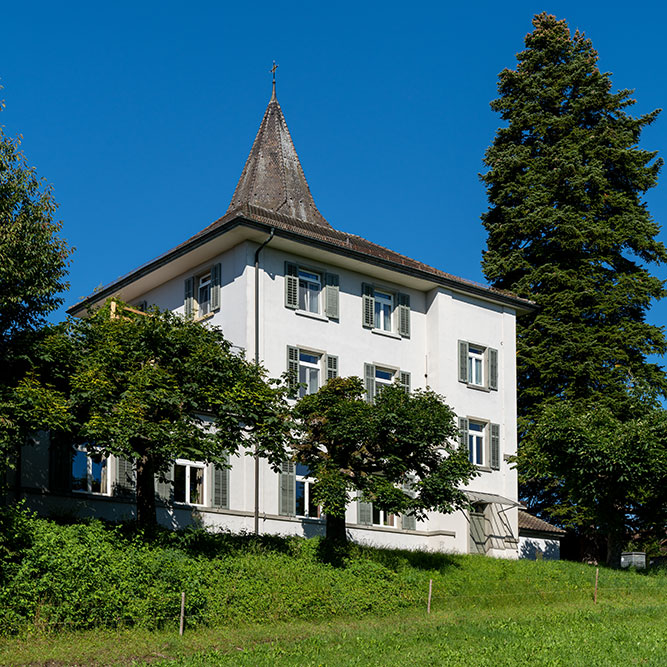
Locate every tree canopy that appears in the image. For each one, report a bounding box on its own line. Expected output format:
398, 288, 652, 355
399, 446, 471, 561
32, 300, 292, 529
481, 12, 667, 564
292, 377, 475, 544
0, 98, 72, 475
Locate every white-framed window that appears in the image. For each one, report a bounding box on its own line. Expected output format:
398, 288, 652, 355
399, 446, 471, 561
298, 269, 321, 314
458, 341, 498, 391
71, 444, 110, 495
374, 290, 393, 331
184, 263, 221, 319
173, 459, 206, 506
197, 271, 211, 318
364, 363, 411, 402
298, 350, 321, 398
295, 463, 321, 518
287, 347, 339, 397
468, 345, 485, 386
285, 262, 340, 319
468, 421, 486, 466
362, 284, 410, 337
372, 505, 396, 527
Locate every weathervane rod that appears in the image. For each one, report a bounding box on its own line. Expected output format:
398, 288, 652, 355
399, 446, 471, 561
270, 60, 278, 101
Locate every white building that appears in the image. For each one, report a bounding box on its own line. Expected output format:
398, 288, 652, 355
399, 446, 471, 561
17, 88, 533, 557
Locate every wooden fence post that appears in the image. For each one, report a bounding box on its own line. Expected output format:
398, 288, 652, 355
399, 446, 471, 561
427, 579, 433, 614
179, 591, 185, 635
594, 567, 599, 604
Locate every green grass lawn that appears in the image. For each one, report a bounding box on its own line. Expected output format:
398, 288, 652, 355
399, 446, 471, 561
1, 578, 664, 666
1, 514, 665, 665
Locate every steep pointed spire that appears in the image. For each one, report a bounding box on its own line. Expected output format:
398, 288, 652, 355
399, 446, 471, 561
226, 89, 331, 228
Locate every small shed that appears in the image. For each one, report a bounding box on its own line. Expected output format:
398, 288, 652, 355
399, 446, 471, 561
518, 510, 565, 561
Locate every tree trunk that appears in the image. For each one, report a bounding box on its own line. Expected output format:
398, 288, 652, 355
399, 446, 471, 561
605, 531, 624, 568
135, 453, 157, 533
325, 513, 347, 544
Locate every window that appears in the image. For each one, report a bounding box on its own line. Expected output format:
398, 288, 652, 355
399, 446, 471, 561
374, 291, 393, 331
298, 351, 321, 398
468, 421, 485, 466
298, 269, 321, 314
285, 262, 339, 319
287, 347, 338, 396
364, 363, 411, 402
71, 444, 109, 494
362, 284, 410, 337
184, 263, 221, 318
458, 418, 501, 470
173, 460, 206, 505
372, 505, 396, 527
458, 341, 498, 391
197, 272, 211, 318
295, 463, 320, 518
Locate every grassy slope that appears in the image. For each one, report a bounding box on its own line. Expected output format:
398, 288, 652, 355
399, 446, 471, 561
0, 516, 665, 665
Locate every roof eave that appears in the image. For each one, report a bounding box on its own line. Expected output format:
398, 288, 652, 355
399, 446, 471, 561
68, 212, 536, 316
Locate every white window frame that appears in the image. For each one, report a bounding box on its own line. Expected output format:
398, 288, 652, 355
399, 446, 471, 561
173, 459, 207, 506
468, 420, 486, 467
197, 271, 212, 319
71, 444, 110, 495
372, 505, 396, 528
374, 290, 394, 332
298, 268, 322, 315
468, 345, 485, 387
374, 366, 395, 397
298, 350, 322, 398
295, 463, 321, 518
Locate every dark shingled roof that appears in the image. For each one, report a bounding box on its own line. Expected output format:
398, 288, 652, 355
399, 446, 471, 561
518, 510, 565, 535
67, 93, 536, 315
227, 95, 331, 228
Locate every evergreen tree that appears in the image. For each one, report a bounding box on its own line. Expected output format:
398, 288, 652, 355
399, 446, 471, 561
481, 13, 667, 563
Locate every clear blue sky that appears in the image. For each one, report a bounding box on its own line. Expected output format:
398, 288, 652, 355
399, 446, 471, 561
3, 1, 667, 339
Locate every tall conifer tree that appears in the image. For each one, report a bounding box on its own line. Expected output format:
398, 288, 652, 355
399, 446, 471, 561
481, 13, 667, 562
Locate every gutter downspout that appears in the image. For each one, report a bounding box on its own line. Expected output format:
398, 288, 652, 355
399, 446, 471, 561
253, 228, 275, 535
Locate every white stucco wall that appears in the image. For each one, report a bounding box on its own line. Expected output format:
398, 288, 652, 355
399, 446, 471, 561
21, 236, 522, 558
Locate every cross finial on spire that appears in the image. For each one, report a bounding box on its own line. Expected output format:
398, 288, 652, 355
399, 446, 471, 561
270, 61, 278, 101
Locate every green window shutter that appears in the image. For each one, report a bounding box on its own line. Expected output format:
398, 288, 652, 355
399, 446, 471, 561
358, 497, 373, 525
326, 354, 339, 381
213, 458, 230, 508
184, 277, 195, 318
155, 464, 173, 502
488, 348, 498, 391
364, 363, 376, 402
279, 461, 296, 516
399, 370, 411, 393
211, 262, 222, 311
402, 512, 417, 531
490, 423, 500, 470
397, 293, 411, 338
458, 417, 469, 451
458, 340, 469, 383
285, 262, 298, 309
362, 283, 375, 328
287, 346, 299, 390
136, 300, 148, 312
114, 457, 136, 497
325, 273, 340, 319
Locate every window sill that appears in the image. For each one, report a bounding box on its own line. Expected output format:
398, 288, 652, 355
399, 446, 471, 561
371, 328, 401, 340
193, 312, 215, 323
474, 466, 493, 473
464, 382, 491, 393
295, 309, 329, 322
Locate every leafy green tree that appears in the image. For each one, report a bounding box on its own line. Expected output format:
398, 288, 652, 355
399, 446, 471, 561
480, 13, 667, 563
292, 377, 475, 544
0, 98, 72, 480
36, 300, 291, 530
